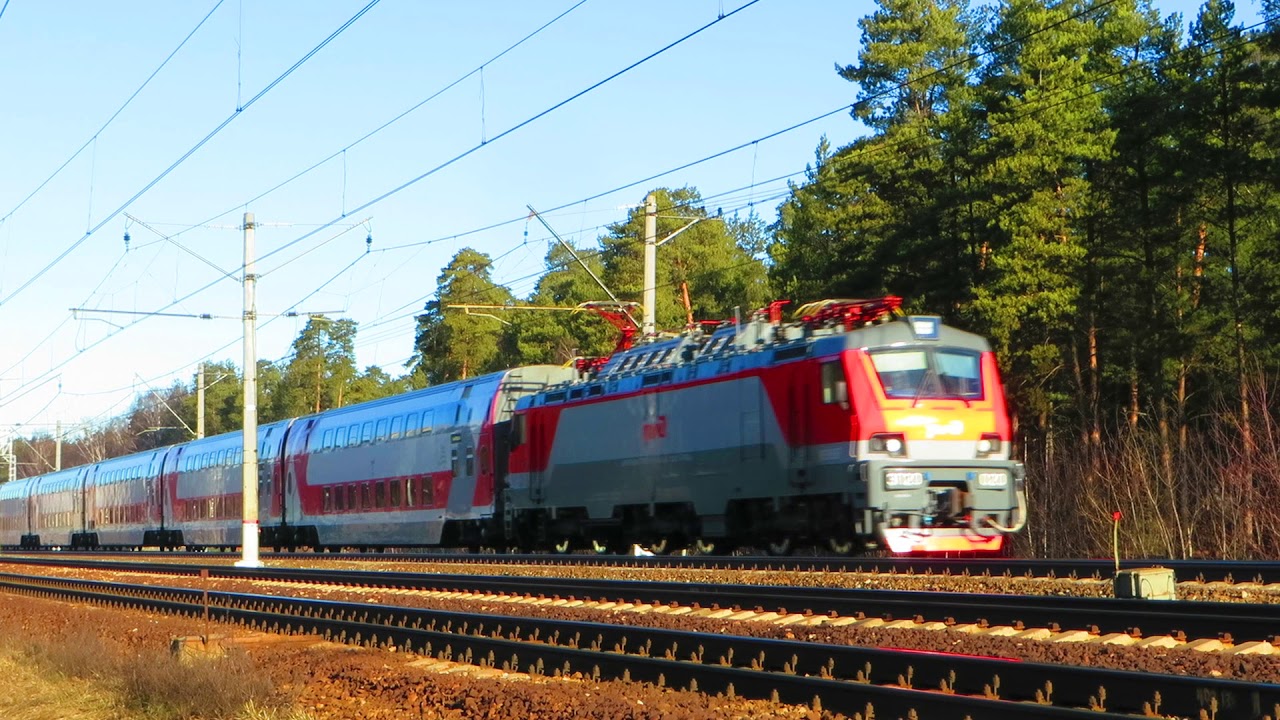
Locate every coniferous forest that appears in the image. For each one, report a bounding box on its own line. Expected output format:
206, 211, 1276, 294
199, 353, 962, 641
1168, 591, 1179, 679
7, 0, 1280, 559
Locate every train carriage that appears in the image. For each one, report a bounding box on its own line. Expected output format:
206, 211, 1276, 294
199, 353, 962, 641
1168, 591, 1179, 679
86, 450, 166, 549
166, 421, 291, 550
0, 477, 36, 548
285, 365, 575, 549
31, 467, 89, 548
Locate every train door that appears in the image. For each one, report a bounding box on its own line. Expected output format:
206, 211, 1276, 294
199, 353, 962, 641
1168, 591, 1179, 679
81, 466, 97, 545
258, 424, 284, 524
529, 409, 544, 504
25, 479, 37, 545
786, 365, 812, 488
740, 378, 763, 464
147, 451, 163, 527
642, 389, 661, 503
280, 419, 313, 528
447, 396, 477, 518
160, 445, 183, 530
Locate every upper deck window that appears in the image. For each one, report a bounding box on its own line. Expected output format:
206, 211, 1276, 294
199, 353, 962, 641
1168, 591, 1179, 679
869, 348, 983, 400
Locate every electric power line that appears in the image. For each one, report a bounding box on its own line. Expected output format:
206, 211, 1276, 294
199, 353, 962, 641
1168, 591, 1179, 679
0, 1, 227, 229
4, 3, 1262, 419
0, 0, 383, 310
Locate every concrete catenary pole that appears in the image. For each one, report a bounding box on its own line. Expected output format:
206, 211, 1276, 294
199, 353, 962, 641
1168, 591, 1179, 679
236, 212, 262, 568
643, 193, 657, 338
55, 420, 61, 471
196, 363, 205, 440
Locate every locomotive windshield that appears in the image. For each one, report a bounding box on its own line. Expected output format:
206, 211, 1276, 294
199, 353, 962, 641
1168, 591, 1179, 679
869, 347, 983, 400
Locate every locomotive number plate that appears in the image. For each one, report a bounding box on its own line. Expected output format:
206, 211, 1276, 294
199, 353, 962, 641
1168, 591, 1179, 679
884, 471, 924, 489
977, 472, 1008, 488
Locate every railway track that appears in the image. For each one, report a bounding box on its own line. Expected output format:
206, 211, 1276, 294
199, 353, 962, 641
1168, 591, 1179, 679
2, 569, 1275, 719
3, 554, 1277, 643
12, 549, 1278, 584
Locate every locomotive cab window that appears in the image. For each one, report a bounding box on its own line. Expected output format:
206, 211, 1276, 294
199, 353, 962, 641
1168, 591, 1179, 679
821, 361, 848, 405
870, 348, 983, 400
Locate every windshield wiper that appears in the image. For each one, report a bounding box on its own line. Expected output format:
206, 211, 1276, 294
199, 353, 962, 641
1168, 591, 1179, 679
911, 367, 938, 408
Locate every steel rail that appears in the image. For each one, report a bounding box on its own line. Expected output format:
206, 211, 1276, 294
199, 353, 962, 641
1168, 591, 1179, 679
0, 555, 1275, 642
1, 571, 1273, 718
8, 549, 1277, 584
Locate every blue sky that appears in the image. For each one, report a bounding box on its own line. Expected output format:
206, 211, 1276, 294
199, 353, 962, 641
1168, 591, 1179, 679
0, 0, 1264, 437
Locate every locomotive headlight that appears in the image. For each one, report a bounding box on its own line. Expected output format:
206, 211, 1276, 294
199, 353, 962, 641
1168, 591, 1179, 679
869, 433, 907, 458
976, 432, 1002, 457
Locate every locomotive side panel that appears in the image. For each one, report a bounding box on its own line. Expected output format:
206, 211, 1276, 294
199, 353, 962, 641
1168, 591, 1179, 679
515, 373, 794, 519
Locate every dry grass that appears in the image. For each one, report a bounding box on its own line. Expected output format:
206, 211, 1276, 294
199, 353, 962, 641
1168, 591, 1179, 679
0, 646, 127, 720
0, 619, 312, 720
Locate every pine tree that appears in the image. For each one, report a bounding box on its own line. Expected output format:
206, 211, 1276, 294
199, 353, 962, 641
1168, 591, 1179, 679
410, 248, 515, 386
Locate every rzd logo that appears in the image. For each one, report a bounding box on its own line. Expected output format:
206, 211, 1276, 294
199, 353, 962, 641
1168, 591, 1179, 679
642, 416, 668, 442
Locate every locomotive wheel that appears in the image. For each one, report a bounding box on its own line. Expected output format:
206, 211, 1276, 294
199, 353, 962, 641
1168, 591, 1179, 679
827, 538, 855, 555
766, 537, 792, 556
552, 538, 574, 554
646, 537, 670, 556
693, 538, 719, 555
590, 539, 615, 555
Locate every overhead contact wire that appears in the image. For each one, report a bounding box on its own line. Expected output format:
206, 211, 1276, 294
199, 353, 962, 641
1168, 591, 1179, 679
0, 0, 382, 310
254, 0, 764, 269
0, 0, 227, 227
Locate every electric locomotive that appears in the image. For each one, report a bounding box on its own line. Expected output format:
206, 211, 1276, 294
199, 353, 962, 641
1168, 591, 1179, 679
505, 298, 1025, 554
